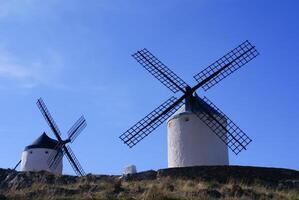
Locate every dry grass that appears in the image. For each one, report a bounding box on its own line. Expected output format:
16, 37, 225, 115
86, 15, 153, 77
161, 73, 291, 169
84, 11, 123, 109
2, 178, 299, 200
1, 167, 299, 200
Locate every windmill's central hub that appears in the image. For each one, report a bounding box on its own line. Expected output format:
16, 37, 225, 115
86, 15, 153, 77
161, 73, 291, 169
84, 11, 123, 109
184, 86, 194, 111
61, 139, 71, 145
185, 86, 193, 96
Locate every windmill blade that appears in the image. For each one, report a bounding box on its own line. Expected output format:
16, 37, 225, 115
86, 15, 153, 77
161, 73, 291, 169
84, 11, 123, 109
192, 96, 252, 155
47, 143, 63, 170
13, 160, 21, 170
193, 40, 259, 91
120, 96, 184, 148
48, 150, 63, 170
36, 98, 63, 141
67, 116, 87, 143
63, 145, 85, 176
132, 48, 189, 93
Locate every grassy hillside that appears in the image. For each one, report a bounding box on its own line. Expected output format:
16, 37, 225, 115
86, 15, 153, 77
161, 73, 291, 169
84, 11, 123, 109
0, 166, 299, 200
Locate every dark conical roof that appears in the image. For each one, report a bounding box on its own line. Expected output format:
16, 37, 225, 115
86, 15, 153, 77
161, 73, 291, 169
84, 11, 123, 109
169, 94, 223, 121
25, 132, 59, 150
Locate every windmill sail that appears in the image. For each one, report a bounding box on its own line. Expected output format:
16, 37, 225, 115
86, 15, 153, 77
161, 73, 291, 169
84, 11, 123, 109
119, 96, 184, 147
67, 116, 87, 143
193, 40, 259, 91
63, 145, 86, 176
48, 146, 63, 170
132, 48, 189, 93
192, 95, 252, 155
37, 98, 63, 139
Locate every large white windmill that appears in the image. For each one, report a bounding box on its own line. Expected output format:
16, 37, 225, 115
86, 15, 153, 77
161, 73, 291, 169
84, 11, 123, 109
16, 98, 87, 176
120, 41, 259, 168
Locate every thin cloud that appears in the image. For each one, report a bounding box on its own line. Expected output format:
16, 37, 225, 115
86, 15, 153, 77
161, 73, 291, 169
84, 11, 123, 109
0, 48, 64, 89
0, 0, 37, 19
0, 0, 60, 21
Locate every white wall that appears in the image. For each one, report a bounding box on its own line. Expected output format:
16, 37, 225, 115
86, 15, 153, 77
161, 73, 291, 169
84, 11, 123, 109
123, 165, 137, 175
20, 148, 63, 174
167, 111, 229, 168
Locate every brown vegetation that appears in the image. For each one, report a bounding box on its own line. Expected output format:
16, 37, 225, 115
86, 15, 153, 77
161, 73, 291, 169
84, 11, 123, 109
0, 166, 299, 200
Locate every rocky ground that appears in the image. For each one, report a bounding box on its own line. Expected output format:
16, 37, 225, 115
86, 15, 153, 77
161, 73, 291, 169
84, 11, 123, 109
0, 166, 299, 200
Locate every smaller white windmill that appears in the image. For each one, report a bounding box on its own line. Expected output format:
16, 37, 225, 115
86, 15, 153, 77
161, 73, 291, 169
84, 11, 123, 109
15, 98, 87, 176
20, 132, 63, 174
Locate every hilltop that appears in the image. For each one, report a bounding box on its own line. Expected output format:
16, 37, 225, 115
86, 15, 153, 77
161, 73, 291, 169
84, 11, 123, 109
0, 166, 299, 200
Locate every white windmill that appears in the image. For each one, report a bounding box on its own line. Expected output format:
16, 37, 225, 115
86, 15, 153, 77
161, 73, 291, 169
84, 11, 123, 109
120, 41, 259, 167
15, 98, 87, 176
20, 132, 63, 174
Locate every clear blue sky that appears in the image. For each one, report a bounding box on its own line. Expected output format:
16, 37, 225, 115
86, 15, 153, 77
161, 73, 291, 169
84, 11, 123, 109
0, 0, 298, 175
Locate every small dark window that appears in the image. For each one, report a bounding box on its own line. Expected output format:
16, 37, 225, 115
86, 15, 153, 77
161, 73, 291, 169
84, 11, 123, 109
45, 151, 49, 154
29, 151, 33, 154
185, 117, 189, 122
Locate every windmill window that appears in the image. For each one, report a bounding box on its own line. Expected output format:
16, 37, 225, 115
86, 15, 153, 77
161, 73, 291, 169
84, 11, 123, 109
45, 151, 49, 154
185, 117, 189, 122
29, 151, 33, 154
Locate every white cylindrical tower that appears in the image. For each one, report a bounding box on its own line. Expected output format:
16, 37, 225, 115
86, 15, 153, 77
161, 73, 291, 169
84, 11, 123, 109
123, 165, 137, 175
167, 103, 229, 168
20, 132, 63, 174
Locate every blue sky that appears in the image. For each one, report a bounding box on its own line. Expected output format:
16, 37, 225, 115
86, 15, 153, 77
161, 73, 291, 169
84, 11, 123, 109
0, 0, 298, 175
